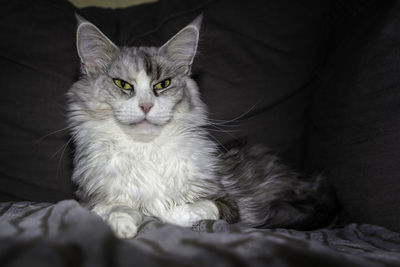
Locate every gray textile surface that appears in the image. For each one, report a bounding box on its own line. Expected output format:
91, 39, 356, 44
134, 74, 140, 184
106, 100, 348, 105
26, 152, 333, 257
0, 200, 399, 267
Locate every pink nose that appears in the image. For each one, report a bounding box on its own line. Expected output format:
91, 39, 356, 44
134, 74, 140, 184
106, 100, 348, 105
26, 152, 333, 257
139, 102, 153, 114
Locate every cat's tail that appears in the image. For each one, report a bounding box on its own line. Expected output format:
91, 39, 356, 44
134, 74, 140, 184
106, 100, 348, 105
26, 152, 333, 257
215, 145, 339, 230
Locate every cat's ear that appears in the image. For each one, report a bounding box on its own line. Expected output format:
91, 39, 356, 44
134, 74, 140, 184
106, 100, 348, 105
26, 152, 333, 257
75, 14, 119, 75
159, 14, 203, 74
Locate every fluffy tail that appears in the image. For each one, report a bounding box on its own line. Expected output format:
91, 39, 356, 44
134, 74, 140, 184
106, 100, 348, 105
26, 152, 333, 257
216, 145, 338, 230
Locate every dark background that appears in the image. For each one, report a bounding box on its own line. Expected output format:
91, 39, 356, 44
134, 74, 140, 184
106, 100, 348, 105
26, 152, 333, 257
0, 0, 399, 232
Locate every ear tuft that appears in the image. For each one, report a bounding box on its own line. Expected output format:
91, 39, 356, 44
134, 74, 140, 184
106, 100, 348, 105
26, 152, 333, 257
75, 14, 118, 75
159, 15, 203, 74
190, 13, 203, 30
75, 13, 87, 26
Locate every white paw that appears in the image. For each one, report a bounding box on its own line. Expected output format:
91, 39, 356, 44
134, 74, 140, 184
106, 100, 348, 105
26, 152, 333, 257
107, 211, 138, 239
167, 200, 220, 227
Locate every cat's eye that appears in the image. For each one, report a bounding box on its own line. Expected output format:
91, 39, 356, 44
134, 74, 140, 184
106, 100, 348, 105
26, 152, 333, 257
113, 78, 133, 91
154, 78, 171, 91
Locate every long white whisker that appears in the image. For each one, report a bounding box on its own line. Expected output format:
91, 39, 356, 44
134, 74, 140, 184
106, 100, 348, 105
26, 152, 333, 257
207, 102, 259, 126
206, 122, 241, 128
35, 126, 73, 144
49, 137, 74, 160
56, 138, 74, 181
205, 132, 229, 153
212, 127, 240, 144
201, 126, 241, 133
176, 120, 239, 153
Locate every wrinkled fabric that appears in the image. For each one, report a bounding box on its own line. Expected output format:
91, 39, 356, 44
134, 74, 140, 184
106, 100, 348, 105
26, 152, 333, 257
1, 200, 399, 267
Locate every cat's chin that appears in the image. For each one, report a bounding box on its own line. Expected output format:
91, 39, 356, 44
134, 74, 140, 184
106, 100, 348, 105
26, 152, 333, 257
120, 120, 163, 142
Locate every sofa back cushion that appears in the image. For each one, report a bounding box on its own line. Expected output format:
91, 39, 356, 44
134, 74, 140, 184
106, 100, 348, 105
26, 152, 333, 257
308, 0, 400, 231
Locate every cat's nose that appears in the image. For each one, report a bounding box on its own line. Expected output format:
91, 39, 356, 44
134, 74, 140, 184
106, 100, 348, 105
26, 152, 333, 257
139, 102, 154, 114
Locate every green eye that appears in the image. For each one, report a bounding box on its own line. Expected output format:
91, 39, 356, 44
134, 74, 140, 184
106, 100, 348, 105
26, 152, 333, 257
113, 78, 133, 90
154, 78, 171, 90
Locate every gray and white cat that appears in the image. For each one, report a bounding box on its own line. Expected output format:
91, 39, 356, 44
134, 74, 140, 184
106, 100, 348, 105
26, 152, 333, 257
67, 15, 337, 238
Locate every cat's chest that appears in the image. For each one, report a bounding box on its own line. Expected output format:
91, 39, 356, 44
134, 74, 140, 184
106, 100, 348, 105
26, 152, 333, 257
95, 135, 212, 213
107, 139, 191, 187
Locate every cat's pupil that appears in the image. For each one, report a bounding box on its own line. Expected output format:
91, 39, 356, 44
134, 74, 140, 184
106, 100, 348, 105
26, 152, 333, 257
120, 81, 126, 87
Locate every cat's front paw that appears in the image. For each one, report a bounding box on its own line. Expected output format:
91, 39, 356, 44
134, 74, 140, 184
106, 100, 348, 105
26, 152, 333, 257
108, 211, 138, 239
167, 200, 220, 227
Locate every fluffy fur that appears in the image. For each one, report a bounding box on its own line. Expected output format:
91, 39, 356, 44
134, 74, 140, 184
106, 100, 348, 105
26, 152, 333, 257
67, 15, 337, 238
217, 145, 337, 230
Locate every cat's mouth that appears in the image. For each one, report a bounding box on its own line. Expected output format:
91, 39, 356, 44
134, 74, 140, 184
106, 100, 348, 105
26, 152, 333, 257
131, 118, 160, 126
121, 118, 163, 142
132, 119, 148, 125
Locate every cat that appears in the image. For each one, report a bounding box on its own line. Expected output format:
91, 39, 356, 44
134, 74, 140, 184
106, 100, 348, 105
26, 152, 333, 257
67, 14, 337, 239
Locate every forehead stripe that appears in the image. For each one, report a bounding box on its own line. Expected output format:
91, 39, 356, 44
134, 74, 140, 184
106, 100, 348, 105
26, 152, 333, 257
140, 51, 162, 81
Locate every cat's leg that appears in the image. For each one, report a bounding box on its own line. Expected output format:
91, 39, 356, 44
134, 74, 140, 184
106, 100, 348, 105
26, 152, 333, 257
165, 200, 220, 227
92, 204, 143, 238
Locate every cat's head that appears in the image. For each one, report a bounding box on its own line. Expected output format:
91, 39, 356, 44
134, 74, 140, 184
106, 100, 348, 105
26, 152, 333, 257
69, 15, 205, 141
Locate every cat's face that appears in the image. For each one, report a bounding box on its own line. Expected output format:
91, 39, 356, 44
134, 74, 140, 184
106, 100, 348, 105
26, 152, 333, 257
71, 15, 203, 141
94, 47, 189, 139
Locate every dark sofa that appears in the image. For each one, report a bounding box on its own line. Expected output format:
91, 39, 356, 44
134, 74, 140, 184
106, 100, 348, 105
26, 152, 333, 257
1, 0, 400, 266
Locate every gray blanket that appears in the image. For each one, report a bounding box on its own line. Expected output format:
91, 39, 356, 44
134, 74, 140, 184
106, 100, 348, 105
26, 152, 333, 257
1, 200, 399, 267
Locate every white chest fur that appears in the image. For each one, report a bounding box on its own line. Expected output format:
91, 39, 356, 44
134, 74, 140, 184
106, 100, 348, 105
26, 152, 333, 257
72, 118, 219, 218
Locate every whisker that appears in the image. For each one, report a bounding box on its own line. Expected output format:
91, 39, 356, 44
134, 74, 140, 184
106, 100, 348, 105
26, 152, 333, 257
49, 137, 74, 160
176, 121, 238, 153
209, 125, 241, 143
202, 125, 241, 133
203, 131, 228, 153
34, 126, 73, 144
56, 138, 74, 182
206, 122, 241, 128
207, 102, 259, 126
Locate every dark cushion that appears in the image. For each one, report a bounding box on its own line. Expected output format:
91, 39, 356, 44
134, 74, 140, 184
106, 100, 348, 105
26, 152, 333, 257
308, 0, 400, 231
0, 0, 77, 201
0, 0, 329, 201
